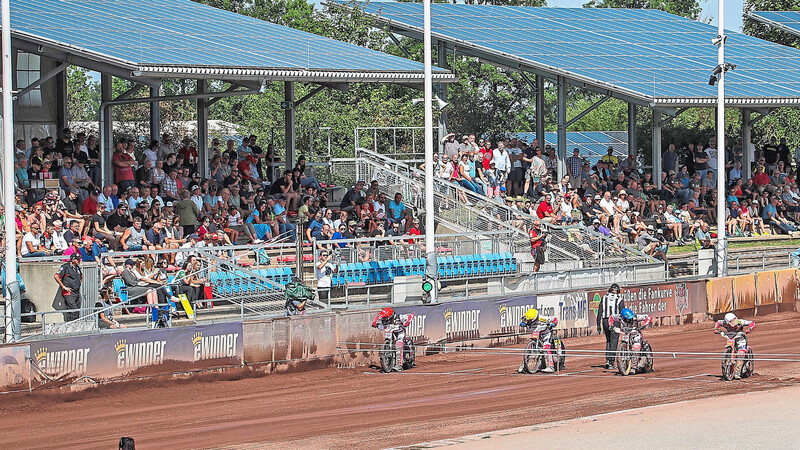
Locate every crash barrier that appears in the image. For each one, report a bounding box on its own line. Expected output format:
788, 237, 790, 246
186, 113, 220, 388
707, 268, 799, 314
3, 268, 799, 391
0, 322, 243, 393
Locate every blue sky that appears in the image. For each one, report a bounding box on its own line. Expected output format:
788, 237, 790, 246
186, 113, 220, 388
547, 0, 744, 31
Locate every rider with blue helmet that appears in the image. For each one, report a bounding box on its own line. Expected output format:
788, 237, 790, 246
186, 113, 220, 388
609, 308, 652, 370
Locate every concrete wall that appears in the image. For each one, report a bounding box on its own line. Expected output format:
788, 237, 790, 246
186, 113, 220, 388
19, 262, 63, 323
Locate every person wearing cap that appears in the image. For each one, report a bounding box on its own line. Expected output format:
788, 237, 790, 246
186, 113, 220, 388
179, 136, 198, 172
636, 225, 660, 255
591, 218, 610, 238
55, 127, 74, 158
600, 147, 619, 166
53, 252, 83, 321
274, 196, 296, 241
340, 179, 365, 213
529, 220, 547, 272
566, 148, 583, 189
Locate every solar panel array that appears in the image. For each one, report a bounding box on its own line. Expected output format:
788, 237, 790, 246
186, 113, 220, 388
347, 2, 800, 102
10, 0, 432, 73
510, 131, 628, 166
749, 11, 800, 38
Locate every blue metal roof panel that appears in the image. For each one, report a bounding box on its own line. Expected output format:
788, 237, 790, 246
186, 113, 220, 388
748, 11, 800, 39
349, 2, 800, 102
10, 0, 442, 75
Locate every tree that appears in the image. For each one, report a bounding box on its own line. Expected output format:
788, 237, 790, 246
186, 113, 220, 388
66, 67, 100, 122
583, 0, 701, 20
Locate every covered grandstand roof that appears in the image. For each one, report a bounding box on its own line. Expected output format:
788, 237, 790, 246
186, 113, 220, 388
748, 11, 800, 39
9, 0, 455, 85
336, 2, 800, 107
511, 131, 628, 166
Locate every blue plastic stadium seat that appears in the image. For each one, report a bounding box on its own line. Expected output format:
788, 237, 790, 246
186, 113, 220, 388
113, 278, 128, 303
413, 258, 424, 275
282, 267, 293, 284
437, 257, 446, 278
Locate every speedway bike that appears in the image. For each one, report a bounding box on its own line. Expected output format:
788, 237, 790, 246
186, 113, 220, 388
717, 330, 754, 381
521, 325, 566, 373
613, 323, 654, 376
380, 329, 415, 373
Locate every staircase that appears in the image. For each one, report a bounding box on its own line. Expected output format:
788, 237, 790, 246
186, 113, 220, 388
348, 148, 660, 274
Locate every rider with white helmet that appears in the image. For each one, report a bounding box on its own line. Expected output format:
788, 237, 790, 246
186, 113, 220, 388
714, 312, 755, 379
518, 308, 559, 373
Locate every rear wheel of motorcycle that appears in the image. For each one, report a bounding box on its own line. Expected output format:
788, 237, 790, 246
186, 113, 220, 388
556, 340, 566, 370
402, 338, 415, 370
522, 340, 541, 374
641, 342, 654, 373
721, 347, 735, 381
741, 348, 754, 378
381, 340, 395, 373
616, 343, 632, 376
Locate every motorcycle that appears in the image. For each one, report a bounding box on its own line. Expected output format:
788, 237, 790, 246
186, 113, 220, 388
717, 330, 754, 381
521, 326, 566, 374
380, 330, 415, 373
613, 323, 653, 376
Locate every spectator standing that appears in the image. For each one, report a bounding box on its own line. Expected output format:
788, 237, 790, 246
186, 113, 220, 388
176, 190, 199, 235
112, 142, 135, 192
315, 250, 336, 304
529, 220, 546, 272
441, 133, 459, 159
53, 253, 82, 321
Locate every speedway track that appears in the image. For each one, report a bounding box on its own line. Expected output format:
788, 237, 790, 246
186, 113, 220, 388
4, 312, 800, 449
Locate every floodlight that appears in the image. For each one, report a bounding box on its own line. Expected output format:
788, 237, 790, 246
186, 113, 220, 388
435, 95, 448, 109
412, 98, 423, 105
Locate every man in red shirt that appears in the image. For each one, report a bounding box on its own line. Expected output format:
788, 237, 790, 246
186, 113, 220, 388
112, 141, 135, 191
82, 189, 100, 215
179, 136, 198, 172
536, 197, 557, 223
529, 220, 547, 272
752, 165, 770, 190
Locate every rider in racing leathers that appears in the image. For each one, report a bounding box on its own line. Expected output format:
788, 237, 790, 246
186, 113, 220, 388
609, 308, 652, 370
517, 308, 559, 373
714, 312, 755, 379
372, 307, 415, 372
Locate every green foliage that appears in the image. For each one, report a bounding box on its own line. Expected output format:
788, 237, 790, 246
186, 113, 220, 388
65, 67, 100, 122
583, 0, 701, 20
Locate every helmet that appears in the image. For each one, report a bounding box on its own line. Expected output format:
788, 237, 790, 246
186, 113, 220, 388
620, 308, 635, 321
609, 283, 620, 294
523, 308, 539, 321
378, 307, 395, 324
724, 312, 737, 324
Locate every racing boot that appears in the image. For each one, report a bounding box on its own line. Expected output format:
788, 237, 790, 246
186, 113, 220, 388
542, 349, 555, 373
734, 356, 744, 380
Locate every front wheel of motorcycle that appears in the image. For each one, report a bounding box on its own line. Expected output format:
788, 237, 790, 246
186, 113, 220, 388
641, 342, 654, 373
381, 340, 396, 373
721, 347, 735, 381
522, 340, 540, 374
616, 343, 632, 376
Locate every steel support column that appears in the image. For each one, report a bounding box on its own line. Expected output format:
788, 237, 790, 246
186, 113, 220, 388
627, 103, 637, 156
535, 75, 545, 147
436, 40, 448, 151
55, 68, 67, 131
149, 85, 160, 143
197, 80, 209, 178
284, 81, 295, 170
556, 75, 567, 179
652, 110, 662, 189
742, 109, 752, 180
100, 74, 113, 186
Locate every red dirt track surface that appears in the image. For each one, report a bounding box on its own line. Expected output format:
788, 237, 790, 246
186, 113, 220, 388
4, 312, 800, 449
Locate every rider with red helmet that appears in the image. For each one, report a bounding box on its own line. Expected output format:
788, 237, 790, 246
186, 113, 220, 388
714, 312, 755, 379
372, 307, 415, 372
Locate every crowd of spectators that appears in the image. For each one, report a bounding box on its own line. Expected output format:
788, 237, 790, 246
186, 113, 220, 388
9, 128, 425, 314
434, 132, 800, 260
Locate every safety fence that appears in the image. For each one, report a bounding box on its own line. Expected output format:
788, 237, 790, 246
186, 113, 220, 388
12, 240, 321, 340
2, 267, 799, 392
